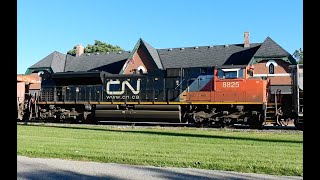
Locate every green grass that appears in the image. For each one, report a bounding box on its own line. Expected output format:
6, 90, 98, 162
17, 123, 303, 176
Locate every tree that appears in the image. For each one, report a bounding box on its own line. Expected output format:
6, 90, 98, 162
67, 40, 123, 56
293, 48, 303, 64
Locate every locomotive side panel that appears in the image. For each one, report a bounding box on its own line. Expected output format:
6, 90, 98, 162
214, 79, 246, 102
244, 79, 267, 103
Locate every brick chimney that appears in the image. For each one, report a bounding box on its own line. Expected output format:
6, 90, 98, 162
244, 32, 250, 48
76, 44, 84, 57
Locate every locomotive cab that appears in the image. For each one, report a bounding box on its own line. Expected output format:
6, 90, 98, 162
214, 65, 268, 103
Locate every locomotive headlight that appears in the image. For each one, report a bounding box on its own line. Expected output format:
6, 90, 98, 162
76, 87, 79, 93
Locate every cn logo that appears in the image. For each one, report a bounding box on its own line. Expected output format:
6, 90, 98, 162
106, 79, 141, 95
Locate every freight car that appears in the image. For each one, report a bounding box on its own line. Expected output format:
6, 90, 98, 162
17, 73, 41, 121
21, 64, 303, 129
290, 64, 303, 130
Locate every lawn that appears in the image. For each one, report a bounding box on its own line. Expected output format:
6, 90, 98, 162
17, 123, 303, 176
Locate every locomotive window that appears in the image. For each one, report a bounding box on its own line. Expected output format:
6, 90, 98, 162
224, 71, 237, 78
218, 68, 242, 79
218, 70, 224, 78
238, 69, 244, 78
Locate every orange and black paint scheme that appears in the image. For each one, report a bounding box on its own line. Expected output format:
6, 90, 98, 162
22, 64, 302, 129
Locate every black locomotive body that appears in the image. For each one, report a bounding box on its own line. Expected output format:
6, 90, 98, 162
26, 64, 303, 129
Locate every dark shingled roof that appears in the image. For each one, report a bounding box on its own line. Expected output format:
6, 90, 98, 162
65, 51, 130, 72
253, 37, 291, 58
27, 36, 295, 73
29, 51, 67, 73
140, 39, 163, 69
157, 43, 262, 69
64, 54, 76, 71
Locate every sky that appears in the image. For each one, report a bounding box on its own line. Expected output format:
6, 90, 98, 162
17, 0, 303, 74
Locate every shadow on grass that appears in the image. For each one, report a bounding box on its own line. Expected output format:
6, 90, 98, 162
18, 123, 302, 144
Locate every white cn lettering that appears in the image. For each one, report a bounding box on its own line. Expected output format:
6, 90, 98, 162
106, 80, 140, 95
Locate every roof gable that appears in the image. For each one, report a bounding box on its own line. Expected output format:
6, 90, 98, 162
120, 38, 163, 74
253, 37, 291, 58
140, 39, 163, 69
29, 51, 66, 73
252, 37, 296, 64
30, 52, 55, 68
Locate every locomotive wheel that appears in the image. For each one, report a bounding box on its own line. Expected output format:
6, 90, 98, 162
194, 117, 205, 127
193, 114, 208, 127
249, 114, 263, 129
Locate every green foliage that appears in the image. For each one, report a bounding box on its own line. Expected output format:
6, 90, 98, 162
18, 124, 303, 176
67, 46, 77, 56
67, 40, 123, 56
293, 48, 303, 64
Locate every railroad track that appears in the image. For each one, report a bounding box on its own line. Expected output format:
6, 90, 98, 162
17, 120, 300, 131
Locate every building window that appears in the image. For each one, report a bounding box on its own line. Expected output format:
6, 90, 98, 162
269, 63, 274, 74
137, 66, 147, 74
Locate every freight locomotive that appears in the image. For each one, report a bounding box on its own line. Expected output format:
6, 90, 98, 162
18, 64, 303, 129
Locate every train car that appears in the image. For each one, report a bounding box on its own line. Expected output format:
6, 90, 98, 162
32, 65, 272, 128
17, 73, 41, 121
290, 64, 303, 130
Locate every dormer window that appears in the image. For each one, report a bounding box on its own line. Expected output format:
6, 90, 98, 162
266, 60, 278, 74
269, 63, 274, 74
137, 66, 147, 74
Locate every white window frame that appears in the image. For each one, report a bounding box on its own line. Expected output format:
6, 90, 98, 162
137, 66, 147, 74
219, 68, 240, 79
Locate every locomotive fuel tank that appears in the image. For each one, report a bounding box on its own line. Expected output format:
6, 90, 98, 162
94, 105, 181, 123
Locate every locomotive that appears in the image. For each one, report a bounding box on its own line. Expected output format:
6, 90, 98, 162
20, 64, 303, 129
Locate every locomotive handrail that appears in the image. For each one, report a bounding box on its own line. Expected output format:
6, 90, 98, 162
174, 79, 185, 89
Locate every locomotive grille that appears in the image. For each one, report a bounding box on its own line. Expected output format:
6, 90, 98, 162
41, 88, 54, 101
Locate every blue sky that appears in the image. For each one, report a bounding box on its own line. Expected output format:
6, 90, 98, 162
17, 0, 302, 74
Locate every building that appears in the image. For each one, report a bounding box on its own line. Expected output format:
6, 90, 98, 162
25, 33, 296, 95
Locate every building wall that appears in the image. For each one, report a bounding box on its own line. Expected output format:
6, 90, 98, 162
123, 46, 156, 74
253, 59, 291, 85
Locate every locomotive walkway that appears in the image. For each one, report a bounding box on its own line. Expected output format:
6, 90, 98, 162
17, 156, 302, 180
